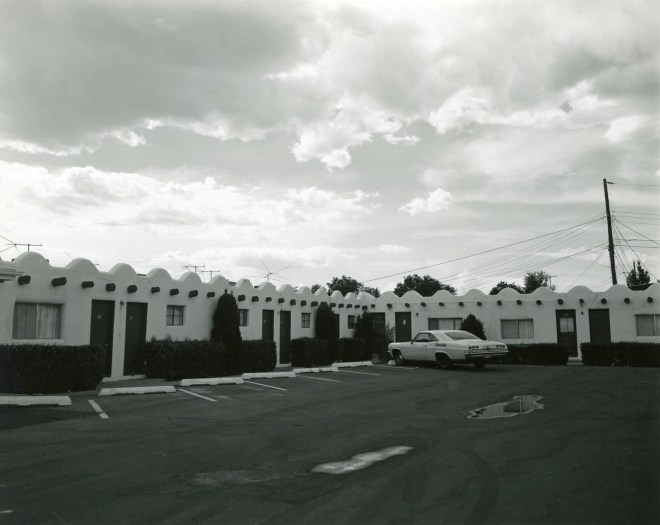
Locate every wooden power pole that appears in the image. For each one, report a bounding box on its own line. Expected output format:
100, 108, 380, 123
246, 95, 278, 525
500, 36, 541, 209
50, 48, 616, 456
603, 179, 617, 285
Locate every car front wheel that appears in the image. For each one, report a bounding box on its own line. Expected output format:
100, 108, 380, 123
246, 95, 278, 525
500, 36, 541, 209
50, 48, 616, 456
393, 350, 406, 366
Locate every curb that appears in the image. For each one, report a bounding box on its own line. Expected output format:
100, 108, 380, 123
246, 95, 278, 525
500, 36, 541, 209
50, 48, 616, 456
334, 361, 374, 368
292, 367, 339, 374
98, 386, 177, 397
180, 377, 244, 386
0, 395, 72, 407
242, 372, 296, 379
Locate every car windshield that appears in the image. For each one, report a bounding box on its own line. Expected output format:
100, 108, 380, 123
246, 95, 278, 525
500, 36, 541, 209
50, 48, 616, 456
445, 331, 478, 341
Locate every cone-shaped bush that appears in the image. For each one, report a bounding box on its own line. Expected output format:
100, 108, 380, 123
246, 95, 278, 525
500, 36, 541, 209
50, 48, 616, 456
315, 302, 338, 362
460, 313, 486, 340
211, 290, 242, 375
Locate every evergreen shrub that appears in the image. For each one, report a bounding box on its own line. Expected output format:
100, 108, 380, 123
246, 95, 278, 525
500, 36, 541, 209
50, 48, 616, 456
211, 291, 242, 375
0, 344, 106, 394
290, 337, 332, 367
581, 342, 660, 367
145, 338, 224, 380
239, 340, 277, 373
315, 302, 338, 362
504, 344, 569, 365
339, 337, 367, 361
460, 314, 486, 340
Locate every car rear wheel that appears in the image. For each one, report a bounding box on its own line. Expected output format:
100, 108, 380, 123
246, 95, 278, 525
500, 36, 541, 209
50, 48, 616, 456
473, 360, 486, 369
393, 350, 406, 366
436, 353, 452, 370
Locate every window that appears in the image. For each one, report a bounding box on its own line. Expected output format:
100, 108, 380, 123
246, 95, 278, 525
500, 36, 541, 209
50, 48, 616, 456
501, 319, 535, 339
413, 333, 430, 343
238, 309, 249, 327
429, 318, 462, 330
348, 315, 356, 329
559, 317, 575, 333
301, 312, 311, 328
166, 305, 184, 326
636, 314, 660, 336
12, 303, 62, 339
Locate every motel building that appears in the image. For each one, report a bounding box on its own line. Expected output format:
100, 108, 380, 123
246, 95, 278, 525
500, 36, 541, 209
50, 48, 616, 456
1, 252, 658, 380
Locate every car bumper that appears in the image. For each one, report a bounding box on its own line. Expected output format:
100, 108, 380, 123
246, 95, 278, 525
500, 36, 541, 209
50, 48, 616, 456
464, 351, 508, 360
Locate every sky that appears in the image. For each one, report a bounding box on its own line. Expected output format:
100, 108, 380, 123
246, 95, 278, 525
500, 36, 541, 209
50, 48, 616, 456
0, 0, 658, 294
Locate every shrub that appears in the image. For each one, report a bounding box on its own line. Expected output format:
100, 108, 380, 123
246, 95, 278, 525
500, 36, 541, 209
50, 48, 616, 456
504, 344, 569, 365
353, 312, 377, 357
145, 338, 225, 380
339, 337, 367, 362
374, 322, 395, 362
290, 338, 332, 367
315, 302, 338, 362
460, 314, 486, 340
211, 291, 242, 375
581, 342, 660, 367
0, 344, 106, 394
240, 340, 277, 373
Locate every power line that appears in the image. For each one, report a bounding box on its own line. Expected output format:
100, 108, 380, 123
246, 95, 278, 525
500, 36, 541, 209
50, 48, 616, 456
610, 182, 660, 187
362, 216, 604, 283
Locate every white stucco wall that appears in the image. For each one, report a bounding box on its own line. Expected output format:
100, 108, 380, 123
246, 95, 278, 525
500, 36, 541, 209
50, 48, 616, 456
1, 252, 658, 378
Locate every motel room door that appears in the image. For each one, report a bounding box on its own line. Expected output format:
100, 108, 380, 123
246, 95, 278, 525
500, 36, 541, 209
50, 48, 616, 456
90, 300, 115, 376
395, 312, 412, 342
262, 309, 274, 342
588, 309, 611, 344
124, 302, 148, 375
556, 309, 578, 357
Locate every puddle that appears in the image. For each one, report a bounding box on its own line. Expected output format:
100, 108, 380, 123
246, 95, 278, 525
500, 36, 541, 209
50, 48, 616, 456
468, 395, 544, 419
311, 446, 413, 475
190, 469, 280, 486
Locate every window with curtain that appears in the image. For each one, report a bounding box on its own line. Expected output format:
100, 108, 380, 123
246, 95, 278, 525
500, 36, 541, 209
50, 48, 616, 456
501, 319, 534, 339
12, 303, 62, 339
301, 312, 311, 328
428, 318, 462, 330
636, 314, 659, 336
166, 305, 184, 326
238, 309, 248, 327
348, 315, 356, 329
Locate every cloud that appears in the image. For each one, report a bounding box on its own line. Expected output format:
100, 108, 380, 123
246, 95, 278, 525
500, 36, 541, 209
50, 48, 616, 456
398, 189, 453, 215
378, 244, 409, 254
603, 115, 645, 143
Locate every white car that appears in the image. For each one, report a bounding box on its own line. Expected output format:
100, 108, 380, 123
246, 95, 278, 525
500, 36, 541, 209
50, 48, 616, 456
388, 330, 508, 369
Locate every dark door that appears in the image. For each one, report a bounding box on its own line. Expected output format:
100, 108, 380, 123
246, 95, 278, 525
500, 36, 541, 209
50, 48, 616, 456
395, 312, 412, 342
589, 309, 611, 344
279, 310, 291, 364
90, 300, 115, 376
124, 302, 148, 375
556, 309, 578, 357
371, 313, 386, 334
262, 309, 274, 341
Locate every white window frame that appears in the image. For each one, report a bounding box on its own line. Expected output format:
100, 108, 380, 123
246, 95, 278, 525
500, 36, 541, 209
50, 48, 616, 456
501, 319, 535, 340
12, 302, 63, 340
238, 309, 249, 327
635, 314, 660, 336
166, 305, 184, 326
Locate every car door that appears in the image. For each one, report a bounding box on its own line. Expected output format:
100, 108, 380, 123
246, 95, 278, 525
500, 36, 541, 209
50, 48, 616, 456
406, 332, 429, 361
425, 333, 443, 361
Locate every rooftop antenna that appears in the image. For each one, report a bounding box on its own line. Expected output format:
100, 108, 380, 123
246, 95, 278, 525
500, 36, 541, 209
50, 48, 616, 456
260, 260, 292, 283
168, 255, 205, 277
200, 269, 223, 281
0, 235, 42, 254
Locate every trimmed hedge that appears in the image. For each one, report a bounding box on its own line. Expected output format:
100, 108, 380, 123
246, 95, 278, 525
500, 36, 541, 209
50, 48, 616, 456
290, 338, 332, 367
240, 340, 277, 373
503, 344, 569, 365
581, 342, 660, 367
339, 337, 367, 362
0, 344, 106, 394
145, 338, 225, 380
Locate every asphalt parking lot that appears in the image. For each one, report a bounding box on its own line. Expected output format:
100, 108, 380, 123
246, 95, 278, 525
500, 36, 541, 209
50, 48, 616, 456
1, 363, 658, 525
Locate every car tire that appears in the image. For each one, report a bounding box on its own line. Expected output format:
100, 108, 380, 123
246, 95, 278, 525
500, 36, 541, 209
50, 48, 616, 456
436, 353, 452, 370
393, 350, 406, 366
473, 360, 486, 369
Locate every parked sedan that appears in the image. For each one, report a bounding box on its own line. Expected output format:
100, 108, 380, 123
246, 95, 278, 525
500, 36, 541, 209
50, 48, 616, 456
388, 330, 508, 369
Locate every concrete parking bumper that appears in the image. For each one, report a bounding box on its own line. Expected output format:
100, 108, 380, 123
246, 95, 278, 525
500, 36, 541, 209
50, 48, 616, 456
0, 395, 72, 406
98, 386, 177, 397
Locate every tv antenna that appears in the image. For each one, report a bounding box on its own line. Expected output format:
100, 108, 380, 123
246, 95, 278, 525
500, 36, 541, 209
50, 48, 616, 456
0, 235, 42, 255
168, 255, 205, 277
200, 269, 223, 281
253, 260, 292, 283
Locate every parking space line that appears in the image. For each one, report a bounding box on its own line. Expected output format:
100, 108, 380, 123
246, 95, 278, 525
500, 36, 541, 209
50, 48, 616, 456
338, 369, 381, 376
244, 381, 288, 391
88, 399, 109, 419
177, 388, 218, 402
374, 365, 418, 370
296, 375, 342, 383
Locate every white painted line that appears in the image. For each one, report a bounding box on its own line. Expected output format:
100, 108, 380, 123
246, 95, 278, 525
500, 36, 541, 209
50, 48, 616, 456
98, 386, 177, 396
0, 395, 71, 406
88, 399, 109, 419
334, 361, 373, 368
178, 388, 218, 403
374, 364, 418, 370
293, 367, 339, 374
244, 381, 288, 392
296, 374, 342, 383
242, 372, 296, 379
180, 377, 244, 386
338, 369, 381, 376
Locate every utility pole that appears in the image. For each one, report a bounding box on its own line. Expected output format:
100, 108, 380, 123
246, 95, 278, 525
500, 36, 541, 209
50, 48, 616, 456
603, 178, 617, 285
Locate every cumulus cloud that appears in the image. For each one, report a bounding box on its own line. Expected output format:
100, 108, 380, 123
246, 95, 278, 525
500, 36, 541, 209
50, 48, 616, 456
378, 244, 409, 254
398, 189, 453, 215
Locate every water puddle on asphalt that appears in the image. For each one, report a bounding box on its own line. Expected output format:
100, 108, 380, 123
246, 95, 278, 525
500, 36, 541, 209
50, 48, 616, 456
468, 395, 544, 420
191, 469, 280, 486
311, 446, 413, 475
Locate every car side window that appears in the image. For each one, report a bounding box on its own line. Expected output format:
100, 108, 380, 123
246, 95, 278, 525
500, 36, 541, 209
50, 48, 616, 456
414, 333, 428, 343
428, 334, 438, 342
